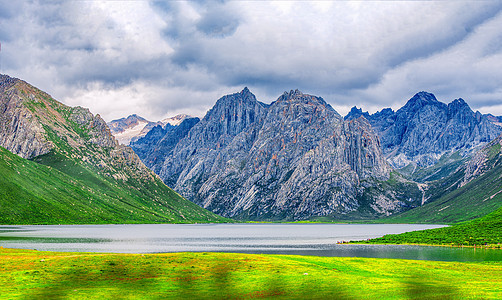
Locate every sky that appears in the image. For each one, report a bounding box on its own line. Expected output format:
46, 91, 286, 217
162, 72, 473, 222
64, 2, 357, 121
1, 1, 502, 122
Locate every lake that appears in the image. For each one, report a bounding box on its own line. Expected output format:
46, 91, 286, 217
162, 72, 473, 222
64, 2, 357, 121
0, 223, 500, 262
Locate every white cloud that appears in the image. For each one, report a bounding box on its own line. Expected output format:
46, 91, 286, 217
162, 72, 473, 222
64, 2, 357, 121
0, 0, 501, 121
354, 9, 502, 113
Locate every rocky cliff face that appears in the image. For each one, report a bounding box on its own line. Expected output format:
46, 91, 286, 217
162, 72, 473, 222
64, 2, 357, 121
345, 92, 502, 169
0, 75, 53, 159
137, 88, 411, 220
130, 116, 200, 170
461, 133, 502, 187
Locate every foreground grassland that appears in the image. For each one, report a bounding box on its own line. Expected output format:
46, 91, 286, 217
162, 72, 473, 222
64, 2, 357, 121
1, 248, 501, 299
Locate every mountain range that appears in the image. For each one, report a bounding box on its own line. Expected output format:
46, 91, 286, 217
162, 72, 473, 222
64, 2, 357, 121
130, 88, 425, 220
2, 72, 501, 224
0, 74, 226, 224
345, 91, 502, 170
126, 88, 502, 222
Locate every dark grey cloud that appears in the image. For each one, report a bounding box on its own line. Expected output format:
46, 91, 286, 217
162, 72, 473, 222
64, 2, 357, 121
196, 6, 239, 37
1, 1, 501, 121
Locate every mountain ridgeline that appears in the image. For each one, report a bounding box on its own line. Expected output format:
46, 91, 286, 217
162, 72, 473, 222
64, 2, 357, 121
0, 74, 226, 224
345, 92, 502, 169
131, 88, 427, 221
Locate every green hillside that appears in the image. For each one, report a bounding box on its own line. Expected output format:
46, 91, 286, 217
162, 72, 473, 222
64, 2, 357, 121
380, 140, 502, 224
361, 205, 502, 246
0, 146, 226, 224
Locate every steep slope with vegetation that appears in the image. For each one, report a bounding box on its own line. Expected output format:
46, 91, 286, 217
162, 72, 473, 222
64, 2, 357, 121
363, 205, 502, 246
382, 134, 502, 224
0, 74, 226, 224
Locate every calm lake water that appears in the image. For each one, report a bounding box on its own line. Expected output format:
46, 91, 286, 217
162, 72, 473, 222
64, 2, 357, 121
1, 224, 500, 262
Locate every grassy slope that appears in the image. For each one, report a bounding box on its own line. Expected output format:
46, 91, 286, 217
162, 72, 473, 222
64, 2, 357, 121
381, 143, 502, 224
0, 248, 500, 299
0, 146, 227, 224
361, 205, 502, 247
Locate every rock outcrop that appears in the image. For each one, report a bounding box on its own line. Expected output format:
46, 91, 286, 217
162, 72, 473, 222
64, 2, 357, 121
0, 75, 53, 159
461, 133, 502, 187
136, 88, 410, 220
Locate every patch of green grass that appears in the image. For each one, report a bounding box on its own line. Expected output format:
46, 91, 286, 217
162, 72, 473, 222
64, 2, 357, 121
360, 205, 502, 247
0, 146, 228, 224
0, 248, 500, 299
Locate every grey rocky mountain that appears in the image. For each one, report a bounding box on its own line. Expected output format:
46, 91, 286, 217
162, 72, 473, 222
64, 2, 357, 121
134, 88, 421, 220
345, 92, 502, 169
130, 116, 200, 168
0, 75, 54, 159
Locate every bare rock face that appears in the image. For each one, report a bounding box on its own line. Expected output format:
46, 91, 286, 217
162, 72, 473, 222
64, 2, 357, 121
130, 117, 200, 171
137, 88, 399, 220
345, 92, 502, 168
461, 133, 502, 187
0, 75, 53, 159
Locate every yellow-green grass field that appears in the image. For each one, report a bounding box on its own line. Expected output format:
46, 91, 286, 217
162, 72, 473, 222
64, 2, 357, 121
1, 247, 501, 299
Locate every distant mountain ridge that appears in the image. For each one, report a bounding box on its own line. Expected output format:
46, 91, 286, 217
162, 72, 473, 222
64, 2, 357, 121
132, 88, 425, 221
0, 74, 226, 224
345, 91, 502, 169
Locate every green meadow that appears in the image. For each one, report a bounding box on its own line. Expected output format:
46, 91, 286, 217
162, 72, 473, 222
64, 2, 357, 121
359, 205, 502, 247
1, 248, 501, 299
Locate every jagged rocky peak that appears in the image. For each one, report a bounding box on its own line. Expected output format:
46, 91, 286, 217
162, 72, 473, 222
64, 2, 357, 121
161, 114, 193, 127
203, 87, 267, 137
399, 91, 445, 115
278, 89, 328, 106
363, 91, 502, 169
447, 98, 472, 117
409, 91, 440, 104
108, 114, 165, 145
344, 106, 370, 121
271, 89, 341, 121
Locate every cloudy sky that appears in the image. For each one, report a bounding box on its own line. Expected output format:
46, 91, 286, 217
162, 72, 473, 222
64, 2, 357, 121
1, 1, 502, 121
